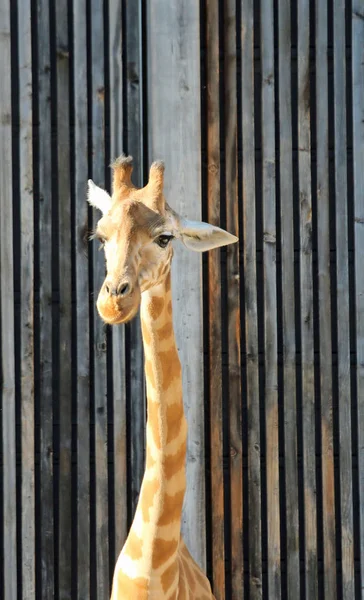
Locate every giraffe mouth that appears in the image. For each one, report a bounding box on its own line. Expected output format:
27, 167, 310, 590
96, 288, 141, 325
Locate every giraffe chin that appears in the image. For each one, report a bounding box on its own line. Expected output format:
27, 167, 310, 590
96, 290, 141, 325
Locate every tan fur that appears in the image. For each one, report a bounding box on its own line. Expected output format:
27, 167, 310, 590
92, 156, 216, 599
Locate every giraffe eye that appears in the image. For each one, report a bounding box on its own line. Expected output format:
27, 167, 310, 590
155, 234, 174, 249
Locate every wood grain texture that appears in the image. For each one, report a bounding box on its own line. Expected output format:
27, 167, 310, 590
352, 4, 364, 596
205, 1, 225, 595
91, 0, 109, 595
261, 2, 281, 598
108, 0, 128, 559
333, 3, 355, 597
241, 0, 262, 597
297, 1, 317, 597
73, 1, 91, 596
225, 0, 243, 597
316, 1, 336, 597
37, 0, 55, 595
278, 0, 300, 596
17, 1, 36, 597
56, 1, 72, 596
147, 0, 206, 572
0, 2, 17, 598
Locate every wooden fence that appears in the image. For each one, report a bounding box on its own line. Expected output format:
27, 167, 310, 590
0, 0, 363, 598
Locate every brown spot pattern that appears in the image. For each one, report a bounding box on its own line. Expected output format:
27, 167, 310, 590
140, 478, 159, 522
167, 300, 173, 315
164, 441, 186, 480
149, 296, 164, 320
159, 350, 182, 390
157, 489, 185, 526
123, 529, 143, 560
152, 538, 179, 569
160, 561, 178, 593
147, 399, 161, 448
157, 321, 173, 341
166, 401, 184, 444
112, 571, 149, 599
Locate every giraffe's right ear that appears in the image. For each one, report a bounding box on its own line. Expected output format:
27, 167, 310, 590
87, 180, 112, 215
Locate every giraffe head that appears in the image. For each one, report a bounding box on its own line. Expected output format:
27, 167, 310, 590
88, 155, 238, 325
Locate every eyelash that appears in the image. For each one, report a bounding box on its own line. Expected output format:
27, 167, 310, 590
89, 230, 106, 249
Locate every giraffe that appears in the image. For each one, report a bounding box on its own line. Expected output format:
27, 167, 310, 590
88, 155, 238, 599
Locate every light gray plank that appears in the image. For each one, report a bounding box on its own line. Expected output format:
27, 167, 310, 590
17, 1, 36, 598
261, 1, 281, 598
147, 0, 205, 569
333, 3, 355, 598
278, 0, 300, 595
297, 1, 317, 597
316, 1, 336, 598
108, 0, 128, 559
241, 0, 262, 596
352, 4, 364, 597
225, 1, 243, 598
91, 0, 109, 595
55, 1, 72, 597
125, 0, 146, 518
73, 0, 90, 596
0, 1, 17, 598
37, 0, 55, 595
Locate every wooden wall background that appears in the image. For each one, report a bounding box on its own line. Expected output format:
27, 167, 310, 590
0, 0, 363, 598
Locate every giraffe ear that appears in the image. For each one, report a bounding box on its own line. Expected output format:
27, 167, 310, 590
178, 218, 238, 252
87, 180, 112, 215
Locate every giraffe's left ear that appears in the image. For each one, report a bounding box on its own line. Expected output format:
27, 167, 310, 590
87, 180, 112, 215
177, 218, 238, 252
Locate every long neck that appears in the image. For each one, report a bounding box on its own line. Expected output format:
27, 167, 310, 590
122, 272, 187, 577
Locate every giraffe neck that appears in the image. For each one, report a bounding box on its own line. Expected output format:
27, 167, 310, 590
121, 272, 187, 582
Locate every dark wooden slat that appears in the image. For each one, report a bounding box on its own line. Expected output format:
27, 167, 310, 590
125, 0, 145, 519
37, 0, 55, 595
240, 0, 262, 596
225, 1, 243, 598
18, 1, 36, 597
56, 1, 72, 596
297, 1, 317, 597
0, 2, 17, 597
260, 1, 281, 597
108, 0, 128, 559
333, 3, 355, 597
278, 0, 300, 595
147, 0, 206, 571
352, 5, 364, 596
205, 1, 225, 595
90, 0, 109, 595
316, 1, 336, 597
73, 0, 90, 596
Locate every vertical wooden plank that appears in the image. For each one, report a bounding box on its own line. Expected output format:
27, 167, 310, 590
352, 4, 364, 596
278, 0, 300, 596
90, 0, 109, 595
205, 1, 225, 595
18, 0, 36, 597
333, 3, 355, 597
225, 1, 243, 598
240, 0, 262, 596
316, 1, 336, 597
261, 1, 281, 598
125, 0, 146, 518
147, 0, 206, 572
108, 0, 128, 559
73, 0, 90, 596
297, 0, 317, 597
37, 0, 55, 595
279, 0, 300, 594
0, 1, 17, 597
55, 1, 72, 597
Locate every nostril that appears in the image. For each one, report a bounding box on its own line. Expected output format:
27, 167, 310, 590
119, 282, 130, 296
105, 283, 110, 294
